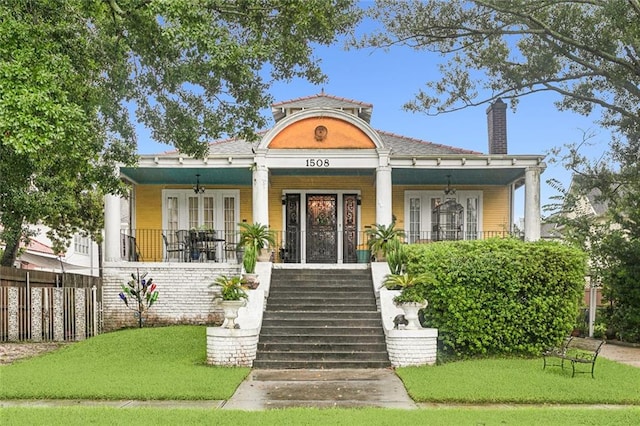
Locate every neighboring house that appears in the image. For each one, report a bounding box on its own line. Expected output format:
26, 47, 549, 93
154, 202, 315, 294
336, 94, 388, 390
542, 178, 610, 240
101, 93, 546, 329
541, 176, 608, 332
14, 225, 100, 277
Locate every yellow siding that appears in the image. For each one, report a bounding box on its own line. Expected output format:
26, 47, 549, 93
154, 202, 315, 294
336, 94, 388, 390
135, 186, 163, 230
134, 185, 252, 261
391, 185, 511, 234
134, 182, 511, 251
239, 187, 252, 224
481, 186, 511, 233
268, 175, 376, 232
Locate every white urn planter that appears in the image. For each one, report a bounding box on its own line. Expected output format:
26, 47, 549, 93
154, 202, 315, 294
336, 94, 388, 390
220, 300, 247, 329
242, 273, 259, 289
395, 300, 427, 330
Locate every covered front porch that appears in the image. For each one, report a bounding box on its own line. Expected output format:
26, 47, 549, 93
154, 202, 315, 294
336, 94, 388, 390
104, 154, 542, 265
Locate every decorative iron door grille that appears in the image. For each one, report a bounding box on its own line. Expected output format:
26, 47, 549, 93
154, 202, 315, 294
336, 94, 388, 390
343, 194, 358, 263
284, 194, 301, 263
306, 194, 337, 263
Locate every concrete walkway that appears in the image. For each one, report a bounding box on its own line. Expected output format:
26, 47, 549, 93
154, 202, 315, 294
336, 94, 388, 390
222, 368, 416, 410
599, 341, 640, 368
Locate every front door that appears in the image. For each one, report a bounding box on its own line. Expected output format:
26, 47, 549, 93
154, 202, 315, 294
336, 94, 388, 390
306, 194, 337, 263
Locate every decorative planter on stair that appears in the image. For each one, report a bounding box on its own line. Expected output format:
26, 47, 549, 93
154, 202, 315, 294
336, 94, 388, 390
242, 273, 259, 289
220, 299, 247, 329
395, 300, 427, 330
207, 288, 265, 366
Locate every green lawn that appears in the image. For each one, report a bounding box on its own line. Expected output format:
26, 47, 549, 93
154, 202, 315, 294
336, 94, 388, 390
0, 326, 249, 400
3, 407, 640, 426
2, 325, 639, 425
397, 356, 640, 404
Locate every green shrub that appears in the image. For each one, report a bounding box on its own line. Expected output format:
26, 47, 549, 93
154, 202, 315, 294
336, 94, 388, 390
405, 238, 587, 358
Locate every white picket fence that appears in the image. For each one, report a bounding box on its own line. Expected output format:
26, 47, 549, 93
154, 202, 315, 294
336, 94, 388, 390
0, 286, 102, 342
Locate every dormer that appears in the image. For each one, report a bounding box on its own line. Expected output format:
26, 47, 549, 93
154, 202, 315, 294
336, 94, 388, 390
271, 92, 373, 124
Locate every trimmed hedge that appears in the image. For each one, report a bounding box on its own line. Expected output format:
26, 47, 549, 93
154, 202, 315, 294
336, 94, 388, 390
405, 238, 587, 358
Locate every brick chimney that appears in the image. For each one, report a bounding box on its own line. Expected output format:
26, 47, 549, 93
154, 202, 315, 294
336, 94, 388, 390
486, 98, 507, 155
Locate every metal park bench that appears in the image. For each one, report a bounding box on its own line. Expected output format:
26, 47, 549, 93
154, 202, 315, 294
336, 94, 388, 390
543, 336, 606, 378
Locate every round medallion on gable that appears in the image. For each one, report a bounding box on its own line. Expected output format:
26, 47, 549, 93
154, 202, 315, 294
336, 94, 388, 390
314, 125, 328, 141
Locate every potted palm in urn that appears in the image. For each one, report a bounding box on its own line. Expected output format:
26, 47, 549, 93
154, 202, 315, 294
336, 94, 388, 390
383, 272, 431, 330
366, 222, 405, 261
238, 222, 276, 261
242, 243, 259, 289
211, 275, 248, 329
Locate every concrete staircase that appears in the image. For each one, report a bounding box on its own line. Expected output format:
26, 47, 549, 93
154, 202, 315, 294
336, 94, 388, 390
253, 268, 390, 369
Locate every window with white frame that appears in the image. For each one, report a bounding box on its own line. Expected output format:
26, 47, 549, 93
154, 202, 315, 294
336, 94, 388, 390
163, 190, 239, 242
405, 191, 482, 242
74, 235, 90, 255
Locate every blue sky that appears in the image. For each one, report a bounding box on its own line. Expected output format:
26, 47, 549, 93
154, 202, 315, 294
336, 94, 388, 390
136, 14, 610, 221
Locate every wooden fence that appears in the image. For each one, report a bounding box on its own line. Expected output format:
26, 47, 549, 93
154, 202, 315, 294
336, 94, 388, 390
0, 266, 103, 342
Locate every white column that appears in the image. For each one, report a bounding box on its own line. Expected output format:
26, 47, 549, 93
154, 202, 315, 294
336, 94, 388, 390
376, 165, 393, 226
104, 193, 121, 261
252, 163, 269, 226
524, 167, 541, 241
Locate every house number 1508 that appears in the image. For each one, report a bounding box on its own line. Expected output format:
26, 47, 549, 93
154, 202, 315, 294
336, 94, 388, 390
306, 159, 330, 167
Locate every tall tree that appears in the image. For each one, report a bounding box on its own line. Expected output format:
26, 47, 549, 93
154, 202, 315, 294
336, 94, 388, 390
0, 0, 359, 266
359, 0, 640, 341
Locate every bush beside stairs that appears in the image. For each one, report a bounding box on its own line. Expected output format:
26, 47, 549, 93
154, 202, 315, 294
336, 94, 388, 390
254, 268, 391, 369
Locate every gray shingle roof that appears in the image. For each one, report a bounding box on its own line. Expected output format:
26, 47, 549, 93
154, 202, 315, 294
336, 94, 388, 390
378, 131, 481, 155
271, 93, 373, 123
158, 128, 482, 157
156, 94, 483, 157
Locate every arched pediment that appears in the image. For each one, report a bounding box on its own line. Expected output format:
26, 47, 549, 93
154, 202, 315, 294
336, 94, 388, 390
259, 109, 384, 150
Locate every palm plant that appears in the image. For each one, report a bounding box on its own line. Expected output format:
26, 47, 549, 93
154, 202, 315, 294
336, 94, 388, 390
238, 222, 276, 250
366, 223, 405, 260
385, 238, 407, 274
210, 275, 248, 301
242, 243, 257, 274
382, 272, 434, 304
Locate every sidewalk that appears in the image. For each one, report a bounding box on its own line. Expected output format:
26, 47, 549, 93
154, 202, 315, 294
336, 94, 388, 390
598, 340, 640, 368
221, 368, 416, 410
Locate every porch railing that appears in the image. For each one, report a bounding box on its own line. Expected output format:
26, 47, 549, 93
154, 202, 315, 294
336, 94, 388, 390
121, 228, 517, 263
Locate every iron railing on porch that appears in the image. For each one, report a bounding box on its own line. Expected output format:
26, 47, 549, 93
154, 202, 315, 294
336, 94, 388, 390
121, 228, 517, 263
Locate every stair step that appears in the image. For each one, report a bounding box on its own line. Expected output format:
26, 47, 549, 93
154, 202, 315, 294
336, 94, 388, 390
254, 350, 390, 361
258, 334, 386, 344
266, 304, 377, 312
252, 360, 391, 369
263, 311, 381, 320
269, 291, 376, 305
259, 326, 384, 336
257, 342, 387, 352
269, 286, 372, 292
257, 268, 388, 369
262, 318, 382, 327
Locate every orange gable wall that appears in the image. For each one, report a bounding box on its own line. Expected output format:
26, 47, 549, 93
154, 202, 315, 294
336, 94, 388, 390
268, 117, 376, 149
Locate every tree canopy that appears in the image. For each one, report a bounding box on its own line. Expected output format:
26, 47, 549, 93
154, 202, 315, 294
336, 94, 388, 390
359, 0, 640, 139
0, 0, 359, 266
359, 0, 640, 342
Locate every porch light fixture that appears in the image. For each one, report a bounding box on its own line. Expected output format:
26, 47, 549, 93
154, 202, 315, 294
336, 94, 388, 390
193, 174, 205, 194
444, 175, 456, 196
357, 194, 362, 205
281, 194, 286, 205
